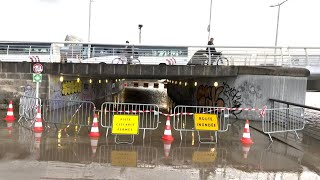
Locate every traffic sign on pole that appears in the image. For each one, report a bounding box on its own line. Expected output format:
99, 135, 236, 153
33, 63, 43, 74
33, 73, 42, 82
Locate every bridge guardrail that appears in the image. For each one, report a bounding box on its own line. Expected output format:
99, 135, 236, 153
1, 41, 320, 67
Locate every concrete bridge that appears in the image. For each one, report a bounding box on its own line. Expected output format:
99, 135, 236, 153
0, 41, 317, 120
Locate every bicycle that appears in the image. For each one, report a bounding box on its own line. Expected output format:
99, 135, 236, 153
188, 49, 229, 66
112, 55, 141, 65
205, 54, 229, 66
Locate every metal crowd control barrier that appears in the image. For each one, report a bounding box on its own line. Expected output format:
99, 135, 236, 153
18, 95, 41, 128
262, 107, 305, 142
173, 106, 230, 144
41, 99, 96, 132
100, 102, 160, 143
98, 145, 158, 168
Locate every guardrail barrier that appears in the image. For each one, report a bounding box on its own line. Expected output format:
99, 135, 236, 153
262, 107, 305, 142
173, 105, 230, 144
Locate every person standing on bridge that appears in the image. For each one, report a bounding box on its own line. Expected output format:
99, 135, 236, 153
125, 41, 133, 64
206, 37, 221, 58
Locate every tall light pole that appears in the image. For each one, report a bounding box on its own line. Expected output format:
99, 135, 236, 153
207, 0, 213, 40
138, 24, 143, 44
270, 0, 289, 47
88, 0, 93, 42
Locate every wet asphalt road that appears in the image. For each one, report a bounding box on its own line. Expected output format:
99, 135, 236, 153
0, 87, 320, 180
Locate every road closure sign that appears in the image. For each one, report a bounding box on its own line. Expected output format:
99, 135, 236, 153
194, 113, 219, 131
111, 150, 137, 167
32, 63, 43, 74
192, 150, 217, 163
112, 115, 139, 135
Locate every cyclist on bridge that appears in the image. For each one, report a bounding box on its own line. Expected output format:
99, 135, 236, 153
206, 37, 221, 58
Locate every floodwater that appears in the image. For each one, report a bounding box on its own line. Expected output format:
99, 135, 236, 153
0, 88, 320, 179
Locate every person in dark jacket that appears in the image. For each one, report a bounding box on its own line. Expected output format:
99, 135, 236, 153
206, 37, 221, 57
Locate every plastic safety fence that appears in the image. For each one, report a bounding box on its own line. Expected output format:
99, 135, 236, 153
18, 95, 42, 127
98, 145, 158, 169
171, 146, 227, 170
41, 99, 96, 127
100, 102, 160, 137
262, 107, 305, 140
173, 106, 230, 132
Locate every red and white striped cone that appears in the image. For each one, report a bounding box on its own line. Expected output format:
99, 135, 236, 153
241, 119, 253, 145
4, 100, 15, 121
89, 114, 100, 137
162, 140, 173, 159
242, 143, 252, 159
6, 121, 13, 137
90, 137, 99, 158
34, 132, 42, 160
34, 132, 42, 149
161, 116, 174, 142
34, 108, 44, 132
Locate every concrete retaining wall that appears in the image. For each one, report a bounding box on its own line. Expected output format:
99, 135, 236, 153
167, 75, 307, 120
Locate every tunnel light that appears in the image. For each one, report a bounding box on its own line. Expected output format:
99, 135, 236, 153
214, 82, 218, 87
76, 78, 80, 83
116, 79, 118, 82
185, 82, 187, 86
179, 81, 182, 85
194, 82, 197, 86
99, 80, 101, 83
106, 79, 108, 83
59, 76, 64, 82
89, 79, 92, 84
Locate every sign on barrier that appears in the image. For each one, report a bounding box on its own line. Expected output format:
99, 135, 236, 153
112, 115, 139, 135
192, 150, 217, 163
194, 113, 219, 131
111, 150, 138, 167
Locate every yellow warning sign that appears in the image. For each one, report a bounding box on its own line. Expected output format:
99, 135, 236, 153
112, 115, 139, 135
192, 150, 217, 163
111, 150, 137, 167
194, 113, 219, 131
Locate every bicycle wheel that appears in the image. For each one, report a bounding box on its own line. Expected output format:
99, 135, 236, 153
112, 58, 120, 64
131, 58, 141, 65
216, 57, 229, 66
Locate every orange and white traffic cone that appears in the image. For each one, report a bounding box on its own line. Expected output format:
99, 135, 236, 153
242, 143, 252, 159
34, 132, 42, 149
161, 116, 174, 142
4, 100, 15, 122
34, 132, 42, 160
241, 119, 253, 145
6, 121, 13, 137
89, 114, 100, 137
162, 140, 173, 159
34, 108, 44, 132
90, 137, 99, 158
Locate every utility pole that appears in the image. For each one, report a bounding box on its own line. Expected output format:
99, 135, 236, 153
138, 24, 143, 44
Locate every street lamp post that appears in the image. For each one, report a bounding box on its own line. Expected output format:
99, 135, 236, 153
88, 0, 93, 42
270, 0, 289, 47
88, 0, 93, 58
207, 0, 213, 40
138, 24, 143, 44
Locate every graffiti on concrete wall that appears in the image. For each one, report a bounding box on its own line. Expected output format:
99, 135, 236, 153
196, 82, 243, 117
196, 85, 225, 107
62, 81, 82, 96
222, 82, 242, 117
237, 81, 262, 107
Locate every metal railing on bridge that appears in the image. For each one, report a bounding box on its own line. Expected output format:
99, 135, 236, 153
1, 41, 319, 67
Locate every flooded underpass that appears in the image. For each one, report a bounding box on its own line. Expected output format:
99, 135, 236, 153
1, 86, 320, 180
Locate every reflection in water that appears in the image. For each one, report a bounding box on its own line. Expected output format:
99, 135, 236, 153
1, 89, 320, 179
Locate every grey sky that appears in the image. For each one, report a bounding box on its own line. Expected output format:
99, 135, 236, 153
0, 0, 319, 46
